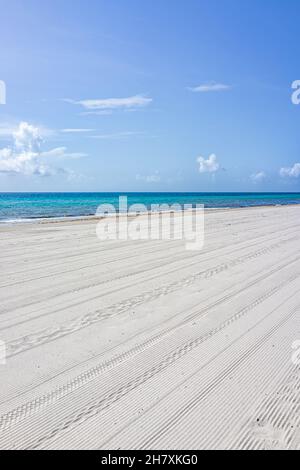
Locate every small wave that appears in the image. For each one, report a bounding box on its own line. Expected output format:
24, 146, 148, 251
0, 218, 37, 225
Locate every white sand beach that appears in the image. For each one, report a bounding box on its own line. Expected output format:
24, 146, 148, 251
0, 204, 300, 450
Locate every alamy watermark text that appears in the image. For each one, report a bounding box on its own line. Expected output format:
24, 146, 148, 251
0, 80, 6, 105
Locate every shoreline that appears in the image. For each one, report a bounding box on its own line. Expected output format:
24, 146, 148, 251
1, 202, 300, 227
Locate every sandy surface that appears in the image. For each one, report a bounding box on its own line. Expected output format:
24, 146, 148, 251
0, 205, 300, 450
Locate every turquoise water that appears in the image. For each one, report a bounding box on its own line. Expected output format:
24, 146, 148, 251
1, 192, 300, 222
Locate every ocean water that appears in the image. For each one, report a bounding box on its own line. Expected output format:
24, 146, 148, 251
1, 192, 300, 223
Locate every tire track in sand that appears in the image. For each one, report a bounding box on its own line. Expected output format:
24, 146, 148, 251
1, 259, 299, 437
6, 235, 298, 358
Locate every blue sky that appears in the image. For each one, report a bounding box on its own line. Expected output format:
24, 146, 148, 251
0, 0, 300, 192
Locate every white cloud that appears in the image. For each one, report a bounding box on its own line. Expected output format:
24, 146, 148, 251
80, 110, 113, 116
14, 121, 42, 152
0, 123, 54, 140
61, 128, 94, 133
42, 147, 87, 159
136, 172, 161, 183
250, 171, 266, 183
279, 163, 300, 178
197, 154, 220, 173
64, 95, 152, 111
188, 82, 231, 93
0, 125, 16, 138
0, 122, 86, 177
